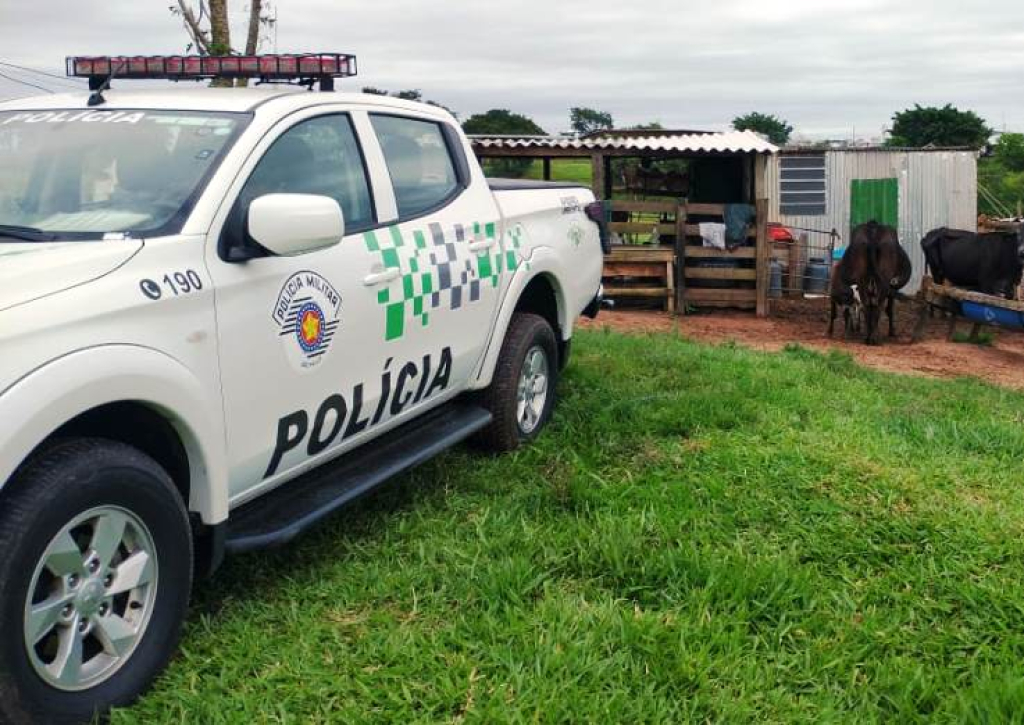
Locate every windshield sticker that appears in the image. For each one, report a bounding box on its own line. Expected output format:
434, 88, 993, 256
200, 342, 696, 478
272, 271, 342, 372
1, 111, 147, 126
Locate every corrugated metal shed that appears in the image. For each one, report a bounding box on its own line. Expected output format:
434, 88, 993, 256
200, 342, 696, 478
470, 130, 778, 155
768, 147, 978, 292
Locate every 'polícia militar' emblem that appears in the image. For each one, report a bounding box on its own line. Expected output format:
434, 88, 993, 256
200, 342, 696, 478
271, 271, 342, 371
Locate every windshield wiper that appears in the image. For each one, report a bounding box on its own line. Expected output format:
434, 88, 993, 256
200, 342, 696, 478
0, 224, 58, 242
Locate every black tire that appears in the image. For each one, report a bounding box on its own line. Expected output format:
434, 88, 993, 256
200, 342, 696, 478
475, 313, 559, 452
0, 438, 192, 725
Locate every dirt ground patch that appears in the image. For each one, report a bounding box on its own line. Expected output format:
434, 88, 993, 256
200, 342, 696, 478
579, 298, 1024, 390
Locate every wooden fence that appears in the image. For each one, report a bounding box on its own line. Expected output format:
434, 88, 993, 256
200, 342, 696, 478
601, 199, 769, 315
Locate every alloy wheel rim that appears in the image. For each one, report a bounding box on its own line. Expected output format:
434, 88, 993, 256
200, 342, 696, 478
517, 345, 549, 434
23, 506, 159, 692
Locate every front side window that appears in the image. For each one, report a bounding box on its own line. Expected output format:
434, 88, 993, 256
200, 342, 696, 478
0, 109, 246, 239
371, 115, 460, 218
240, 114, 374, 232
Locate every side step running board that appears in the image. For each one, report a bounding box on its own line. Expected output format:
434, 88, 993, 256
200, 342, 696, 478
225, 402, 492, 553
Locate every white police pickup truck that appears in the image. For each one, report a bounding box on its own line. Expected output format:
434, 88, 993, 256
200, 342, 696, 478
0, 54, 604, 723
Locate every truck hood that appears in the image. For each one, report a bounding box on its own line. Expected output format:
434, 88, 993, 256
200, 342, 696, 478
0, 240, 143, 312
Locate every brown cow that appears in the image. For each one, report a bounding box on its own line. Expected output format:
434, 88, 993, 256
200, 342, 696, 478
835, 222, 912, 344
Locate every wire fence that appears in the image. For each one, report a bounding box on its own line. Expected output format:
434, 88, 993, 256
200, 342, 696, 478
769, 226, 842, 299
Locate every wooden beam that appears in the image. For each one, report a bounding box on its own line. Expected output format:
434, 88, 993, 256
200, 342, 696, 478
609, 200, 678, 214
683, 225, 756, 238
685, 267, 758, 281
754, 153, 767, 201
755, 194, 769, 317
609, 222, 678, 236
603, 262, 670, 277
605, 246, 675, 262
675, 203, 687, 314
685, 202, 727, 216
591, 153, 605, 200
685, 288, 758, 302
684, 246, 757, 259
543, 157, 552, 181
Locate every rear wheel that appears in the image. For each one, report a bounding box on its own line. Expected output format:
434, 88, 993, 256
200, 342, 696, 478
0, 439, 192, 724
475, 313, 559, 451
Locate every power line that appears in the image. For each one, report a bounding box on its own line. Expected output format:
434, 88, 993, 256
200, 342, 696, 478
0, 60, 85, 86
0, 70, 54, 94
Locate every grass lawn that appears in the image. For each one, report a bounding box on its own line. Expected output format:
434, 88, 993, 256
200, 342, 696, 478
116, 330, 1024, 723
480, 158, 595, 187
521, 159, 593, 186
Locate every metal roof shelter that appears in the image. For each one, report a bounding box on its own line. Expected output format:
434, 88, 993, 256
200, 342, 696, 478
469, 130, 777, 200
470, 130, 780, 316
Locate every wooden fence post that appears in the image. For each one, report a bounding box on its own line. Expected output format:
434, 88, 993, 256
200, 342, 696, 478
591, 153, 605, 200
675, 203, 687, 314
754, 153, 769, 317
755, 197, 769, 317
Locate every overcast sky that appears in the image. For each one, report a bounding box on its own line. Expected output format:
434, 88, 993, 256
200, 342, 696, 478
2, 0, 1022, 139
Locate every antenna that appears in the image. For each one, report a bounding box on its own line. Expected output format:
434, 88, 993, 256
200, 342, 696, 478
86, 60, 125, 107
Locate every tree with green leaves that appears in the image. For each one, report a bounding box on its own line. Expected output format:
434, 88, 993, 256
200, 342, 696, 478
462, 109, 546, 137
463, 110, 547, 179
979, 132, 1024, 217
731, 112, 792, 145
993, 133, 1024, 172
887, 104, 991, 148
570, 107, 613, 136
629, 121, 664, 131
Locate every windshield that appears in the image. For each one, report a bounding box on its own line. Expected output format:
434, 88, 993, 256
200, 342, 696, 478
0, 109, 247, 240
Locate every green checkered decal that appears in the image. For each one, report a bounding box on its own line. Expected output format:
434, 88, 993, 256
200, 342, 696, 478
364, 221, 522, 341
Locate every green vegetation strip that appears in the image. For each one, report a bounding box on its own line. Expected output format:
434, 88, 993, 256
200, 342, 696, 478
118, 331, 1024, 723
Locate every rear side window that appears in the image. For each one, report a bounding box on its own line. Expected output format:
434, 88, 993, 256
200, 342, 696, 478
243, 114, 374, 231
370, 115, 460, 218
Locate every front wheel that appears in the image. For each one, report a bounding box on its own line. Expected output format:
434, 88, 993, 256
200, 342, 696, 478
475, 312, 560, 452
0, 439, 192, 724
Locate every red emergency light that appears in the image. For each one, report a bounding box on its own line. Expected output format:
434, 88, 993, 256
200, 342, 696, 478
66, 53, 357, 90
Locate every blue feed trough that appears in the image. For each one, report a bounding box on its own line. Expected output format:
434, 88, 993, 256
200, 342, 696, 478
961, 301, 1024, 329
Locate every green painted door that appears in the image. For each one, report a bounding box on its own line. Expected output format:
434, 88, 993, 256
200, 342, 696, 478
850, 178, 898, 231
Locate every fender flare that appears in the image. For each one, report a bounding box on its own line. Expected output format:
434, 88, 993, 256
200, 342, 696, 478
0, 345, 229, 524
472, 247, 571, 389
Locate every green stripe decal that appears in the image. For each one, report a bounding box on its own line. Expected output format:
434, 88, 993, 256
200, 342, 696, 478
385, 303, 404, 341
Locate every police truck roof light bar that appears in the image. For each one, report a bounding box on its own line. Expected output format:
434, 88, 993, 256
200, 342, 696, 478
66, 53, 357, 91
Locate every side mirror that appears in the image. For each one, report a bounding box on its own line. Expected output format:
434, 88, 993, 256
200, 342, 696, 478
247, 193, 345, 256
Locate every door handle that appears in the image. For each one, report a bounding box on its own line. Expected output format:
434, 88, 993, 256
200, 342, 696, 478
468, 239, 496, 253
363, 267, 400, 286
